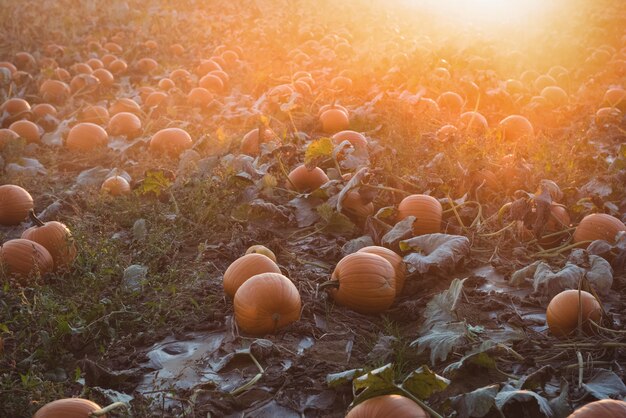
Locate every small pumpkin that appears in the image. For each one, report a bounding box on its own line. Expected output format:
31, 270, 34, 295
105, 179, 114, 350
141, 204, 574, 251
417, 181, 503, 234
331, 130, 367, 149
187, 87, 213, 107
233, 272, 301, 335
21, 211, 77, 270
573, 213, 626, 245
39, 79, 70, 104
66, 122, 108, 151
78, 105, 109, 125
149, 128, 192, 157
436, 91, 464, 114
0, 184, 34, 225
341, 190, 374, 218
458, 111, 488, 135
244, 245, 277, 263
397, 194, 442, 235
107, 112, 142, 138
538, 204, 570, 248
320, 108, 349, 133
0, 128, 20, 150
223, 253, 281, 298
499, 115, 534, 141
357, 246, 406, 294
33, 398, 104, 418
241, 127, 273, 156
541, 86, 568, 107
108, 98, 141, 116
0, 239, 53, 280
568, 399, 626, 418
286, 164, 329, 192
328, 252, 396, 314
9, 120, 41, 144
1, 97, 31, 115
546, 290, 602, 338
346, 395, 428, 418
101, 176, 131, 196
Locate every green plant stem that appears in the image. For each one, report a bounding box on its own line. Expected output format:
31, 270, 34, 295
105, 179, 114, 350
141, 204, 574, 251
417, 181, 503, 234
533, 241, 591, 258
396, 385, 444, 418
478, 221, 515, 237
590, 320, 626, 335
230, 352, 265, 396
445, 195, 468, 230
90, 402, 128, 417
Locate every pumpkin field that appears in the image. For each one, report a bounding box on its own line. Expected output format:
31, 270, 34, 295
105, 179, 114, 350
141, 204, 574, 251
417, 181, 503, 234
1, 0, 626, 416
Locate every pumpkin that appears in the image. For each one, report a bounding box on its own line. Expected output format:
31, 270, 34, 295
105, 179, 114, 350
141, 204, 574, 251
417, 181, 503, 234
341, 191, 374, 218
69, 74, 99, 94
245, 245, 277, 263
71, 63, 93, 74
144, 91, 169, 108
602, 87, 626, 108
0, 128, 20, 150
320, 108, 349, 133
436, 124, 458, 142
0, 239, 53, 280
108, 98, 141, 116
136, 57, 158, 74
397, 194, 442, 235
331, 130, 367, 149
330, 75, 352, 91
107, 112, 142, 138
286, 164, 329, 192
436, 91, 464, 114
66, 122, 108, 151
533, 74, 556, 91
1, 97, 31, 115
14, 52, 37, 70
33, 398, 104, 418
499, 115, 534, 141
21, 211, 77, 270
92, 68, 114, 87
233, 272, 301, 335
32, 103, 57, 120
199, 74, 224, 93
101, 176, 131, 196
328, 252, 396, 314
108, 58, 128, 74
223, 253, 282, 298
9, 120, 41, 143
541, 86, 568, 107
357, 246, 406, 294
209, 70, 229, 86
39, 79, 70, 104
0, 184, 34, 225
149, 128, 192, 156
241, 127, 273, 156
546, 290, 602, 338
318, 103, 348, 118
595, 107, 621, 126
195, 59, 222, 76
573, 213, 626, 245
79, 105, 109, 125
158, 78, 175, 90
537, 204, 571, 248
346, 395, 428, 418
187, 87, 213, 107
458, 111, 488, 135
568, 399, 626, 418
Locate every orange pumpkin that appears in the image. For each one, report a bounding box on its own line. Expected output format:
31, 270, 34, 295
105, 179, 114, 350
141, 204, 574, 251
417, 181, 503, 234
0, 128, 20, 150
244, 245, 277, 263
149, 128, 193, 157
573, 213, 626, 245
499, 115, 534, 141
546, 290, 602, 338
346, 395, 428, 418
21, 212, 77, 270
331, 130, 367, 149
135, 57, 158, 74
241, 127, 273, 156
458, 111, 488, 135
341, 191, 375, 218
568, 399, 626, 418
329, 252, 396, 314
233, 273, 301, 335
595, 107, 621, 126
39, 79, 70, 104
107, 112, 142, 138
187, 87, 213, 107
33, 398, 104, 418
397, 194, 442, 235
537, 204, 570, 248
92, 68, 114, 87
0, 239, 53, 280
223, 253, 281, 298
66, 123, 108, 151
0, 185, 34, 225
9, 120, 41, 143
320, 108, 349, 133
436, 91, 464, 114
286, 165, 329, 192
79, 105, 109, 125
1, 97, 31, 115
198, 73, 224, 93
108, 98, 141, 116
541, 86, 568, 107
357, 246, 406, 294
101, 176, 131, 196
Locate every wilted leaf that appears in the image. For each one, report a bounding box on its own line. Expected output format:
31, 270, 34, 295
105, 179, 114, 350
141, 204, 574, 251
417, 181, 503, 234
288, 196, 323, 227
367, 336, 397, 363
336, 167, 369, 213
519, 365, 555, 390
326, 369, 364, 388
411, 322, 468, 365
401, 234, 470, 275
401, 365, 450, 399
132, 219, 148, 241
443, 341, 500, 377
316, 203, 356, 236
495, 384, 554, 417
533, 186, 553, 239
451, 384, 499, 418
305, 137, 334, 167
352, 364, 397, 405
342, 236, 375, 255
582, 369, 626, 399
420, 278, 466, 332
580, 178, 613, 199
381, 217, 415, 249
549, 380, 572, 418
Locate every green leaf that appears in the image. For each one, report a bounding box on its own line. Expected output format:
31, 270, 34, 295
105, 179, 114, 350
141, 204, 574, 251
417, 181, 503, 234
401, 365, 450, 399
326, 368, 364, 387
135, 169, 174, 197
352, 364, 398, 406
316, 203, 356, 236
305, 137, 334, 166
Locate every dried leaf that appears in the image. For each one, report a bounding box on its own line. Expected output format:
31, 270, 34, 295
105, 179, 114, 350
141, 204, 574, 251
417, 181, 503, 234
401, 234, 470, 275
411, 322, 468, 365
582, 369, 626, 400
495, 384, 554, 417
420, 278, 466, 332
451, 384, 499, 418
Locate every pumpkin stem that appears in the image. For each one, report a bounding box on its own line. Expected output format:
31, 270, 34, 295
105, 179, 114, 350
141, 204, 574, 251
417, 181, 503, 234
318, 280, 340, 291
28, 210, 46, 227
90, 401, 128, 417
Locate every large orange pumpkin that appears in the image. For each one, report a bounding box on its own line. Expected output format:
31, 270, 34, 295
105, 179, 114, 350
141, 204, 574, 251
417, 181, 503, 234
0, 239, 53, 280
346, 395, 428, 418
66, 123, 108, 151
573, 213, 626, 245
233, 273, 301, 335
21, 212, 77, 270
357, 246, 406, 294
546, 290, 602, 338
329, 253, 396, 314
397, 194, 442, 235
458, 111, 488, 135
0, 185, 33, 225
499, 115, 534, 141
286, 165, 329, 192
33, 398, 104, 418
149, 128, 192, 156
568, 399, 626, 417
223, 253, 281, 298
